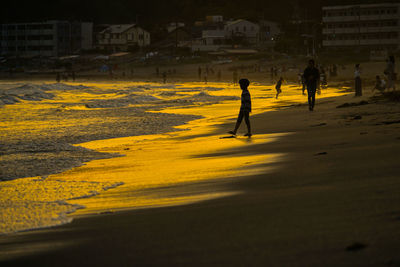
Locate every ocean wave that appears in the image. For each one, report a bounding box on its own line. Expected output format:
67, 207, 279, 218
0, 177, 123, 234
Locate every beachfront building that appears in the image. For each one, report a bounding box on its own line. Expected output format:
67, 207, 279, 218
258, 20, 280, 49
191, 18, 261, 52
322, 3, 400, 52
225, 19, 260, 45
191, 30, 226, 52
96, 24, 150, 53
0, 21, 93, 57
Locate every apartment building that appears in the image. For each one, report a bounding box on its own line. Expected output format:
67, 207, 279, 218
0, 21, 93, 57
322, 3, 400, 51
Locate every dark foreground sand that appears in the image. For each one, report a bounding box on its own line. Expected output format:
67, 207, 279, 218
1, 90, 400, 266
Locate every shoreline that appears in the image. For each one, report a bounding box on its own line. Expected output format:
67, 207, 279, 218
1, 80, 299, 234
1, 86, 400, 265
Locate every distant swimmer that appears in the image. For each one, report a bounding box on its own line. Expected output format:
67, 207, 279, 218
303, 59, 320, 111
228, 78, 252, 137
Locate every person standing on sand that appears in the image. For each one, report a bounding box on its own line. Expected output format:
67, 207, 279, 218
354, 64, 362, 96
275, 77, 284, 99
385, 56, 396, 91
162, 71, 167, 84
228, 78, 252, 137
303, 59, 320, 111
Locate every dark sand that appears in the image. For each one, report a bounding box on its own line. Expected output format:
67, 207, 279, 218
1, 89, 400, 266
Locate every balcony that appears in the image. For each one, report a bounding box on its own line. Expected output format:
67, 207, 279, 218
323, 14, 400, 22
323, 38, 400, 46
323, 26, 400, 34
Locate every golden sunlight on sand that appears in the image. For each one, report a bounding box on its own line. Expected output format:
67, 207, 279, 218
0, 81, 347, 232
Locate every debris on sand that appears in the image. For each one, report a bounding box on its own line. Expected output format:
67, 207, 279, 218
345, 242, 368, 252
336, 101, 369, 108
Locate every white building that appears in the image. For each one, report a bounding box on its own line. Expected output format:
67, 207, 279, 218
97, 24, 150, 52
0, 21, 93, 57
322, 3, 400, 51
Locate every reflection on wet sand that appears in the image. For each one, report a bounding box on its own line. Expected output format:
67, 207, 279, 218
0, 81, 346, 233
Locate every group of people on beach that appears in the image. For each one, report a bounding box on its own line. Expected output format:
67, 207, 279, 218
229, 56, 397, 137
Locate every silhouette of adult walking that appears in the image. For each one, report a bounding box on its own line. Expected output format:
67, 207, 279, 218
303, 59, 320, 111
228, 78, 252, 137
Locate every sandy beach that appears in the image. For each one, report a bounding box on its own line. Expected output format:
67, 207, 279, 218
1, 62, 400, 265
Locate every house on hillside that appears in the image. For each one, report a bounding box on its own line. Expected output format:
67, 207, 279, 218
224, 19, 260, 45
96, 24, 150, 53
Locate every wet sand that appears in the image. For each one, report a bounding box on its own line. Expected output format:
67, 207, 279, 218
1, 87, 400, 266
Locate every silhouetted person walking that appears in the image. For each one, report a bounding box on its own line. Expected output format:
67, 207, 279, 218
354, 64, 362, 96
229, 78, 252, 137
303, 59, 320, 111
275, 77, 283, 99
56, 72, 61, 83
162, 72, 167, 84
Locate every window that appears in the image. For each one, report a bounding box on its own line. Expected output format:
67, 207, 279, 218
28, 35, 41, 40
